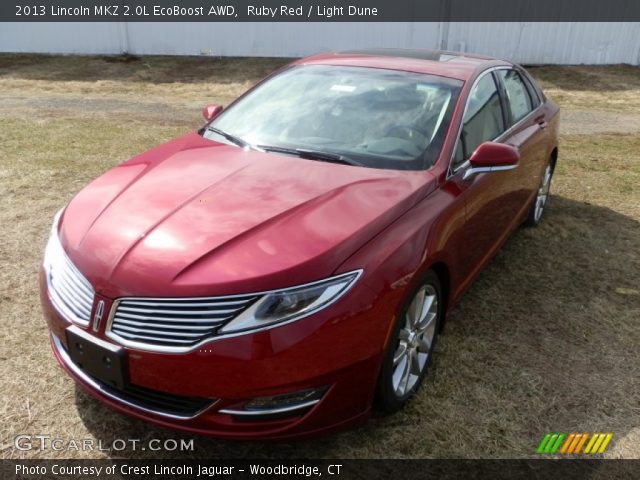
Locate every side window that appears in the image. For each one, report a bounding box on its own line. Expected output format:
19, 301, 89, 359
498, 70, 534, 124
522, 72, 542, 108
453, 73, 505, 168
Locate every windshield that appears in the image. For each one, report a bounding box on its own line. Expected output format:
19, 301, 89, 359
203, 65, 463, 170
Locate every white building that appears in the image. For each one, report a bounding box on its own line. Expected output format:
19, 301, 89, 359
1, 22, 639, 64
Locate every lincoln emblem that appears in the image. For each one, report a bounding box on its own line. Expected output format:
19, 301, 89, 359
92, 300, 105, 332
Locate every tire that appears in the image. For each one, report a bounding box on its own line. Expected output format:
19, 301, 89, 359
375, 270, 442, 413
524, 158, 555, 227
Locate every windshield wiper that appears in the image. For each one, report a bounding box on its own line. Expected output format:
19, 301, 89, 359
257, 145, 362, 167
207, 126, 254, 150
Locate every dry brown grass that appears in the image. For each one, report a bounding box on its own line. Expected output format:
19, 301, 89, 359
530, 65, 640, 112
0, 55, 638, 459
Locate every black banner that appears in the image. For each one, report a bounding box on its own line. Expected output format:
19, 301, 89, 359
2, 460, 640, 480
3, 0, 640, 22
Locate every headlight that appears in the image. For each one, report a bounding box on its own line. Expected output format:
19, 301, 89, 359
218, 270, 362, 335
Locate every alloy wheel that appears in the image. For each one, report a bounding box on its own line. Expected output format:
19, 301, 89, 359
534, 163, 553, 222
391, 284, 438, 397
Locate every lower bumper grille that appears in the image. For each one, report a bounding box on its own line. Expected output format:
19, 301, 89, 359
101, 382, 214, 418
52, 333, 215, 419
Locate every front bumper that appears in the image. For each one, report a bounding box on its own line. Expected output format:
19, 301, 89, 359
41, 270, 388, 440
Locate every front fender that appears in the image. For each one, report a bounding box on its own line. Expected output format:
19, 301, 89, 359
335, 183, 465, 349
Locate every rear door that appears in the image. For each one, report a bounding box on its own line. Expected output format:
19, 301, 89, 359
495, 68, 550, 206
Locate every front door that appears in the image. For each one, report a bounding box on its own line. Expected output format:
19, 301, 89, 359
448, 70, 522, 292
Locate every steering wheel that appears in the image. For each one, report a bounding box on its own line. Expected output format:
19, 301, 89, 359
385, 125, 428, 144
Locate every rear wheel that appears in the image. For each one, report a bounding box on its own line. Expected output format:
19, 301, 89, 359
524, 159, 554, 227
375, 270, 442, 413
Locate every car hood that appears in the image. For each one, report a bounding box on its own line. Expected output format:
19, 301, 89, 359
60, 134, 436, 297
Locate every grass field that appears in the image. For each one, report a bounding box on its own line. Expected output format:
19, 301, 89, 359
0, 55, 638, 459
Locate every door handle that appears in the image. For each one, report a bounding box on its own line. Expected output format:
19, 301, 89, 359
534, 114, 548, 129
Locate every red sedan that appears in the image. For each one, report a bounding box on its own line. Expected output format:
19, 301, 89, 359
41, 49, 559, 440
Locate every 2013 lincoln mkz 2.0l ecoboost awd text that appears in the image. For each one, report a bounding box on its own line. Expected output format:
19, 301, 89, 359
41, 49, 559, 440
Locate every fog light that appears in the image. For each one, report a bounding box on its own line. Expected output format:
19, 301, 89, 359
244, 386, 327, 411
219, 386, 328, 419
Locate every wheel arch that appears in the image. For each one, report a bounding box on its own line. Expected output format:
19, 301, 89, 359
427, 261, 451, 332
550, 146, 558, 170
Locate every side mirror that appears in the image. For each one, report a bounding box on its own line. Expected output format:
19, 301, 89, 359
463, 142, 520, 180
202, 104, 224, 122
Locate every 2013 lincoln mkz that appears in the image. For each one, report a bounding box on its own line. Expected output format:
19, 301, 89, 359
41, 49, 559, 440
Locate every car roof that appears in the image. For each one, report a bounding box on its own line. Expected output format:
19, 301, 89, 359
293, 48, 513, 82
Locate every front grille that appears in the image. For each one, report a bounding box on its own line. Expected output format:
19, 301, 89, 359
107, 295, 258, 350
46, 236, 95, 326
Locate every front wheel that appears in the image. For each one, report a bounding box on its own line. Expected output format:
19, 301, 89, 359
375, 270, 442, 413
524, 159, 554, 227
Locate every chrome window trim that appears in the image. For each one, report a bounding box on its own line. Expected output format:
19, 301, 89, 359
105, 269, 363, 354
219, 399, 320, 416
447, 66, 544, 179
51, 333, 217, 420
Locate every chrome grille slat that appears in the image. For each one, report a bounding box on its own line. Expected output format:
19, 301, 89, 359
108, 295, 258, 350
58, 268, 93, 302
113, 317, 217, 331
61, 253, 93, 292
45, 234, 95, 326
112, 323, 213, 338
118, 306, 241, 316
50, 276, 88, 317
51, 284, 90, 322
60, 254, 92, 286
49, 286, 83, 320
123, 299, 254, 308
55, 267, 94, 305
114, 311, 231, 324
